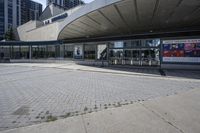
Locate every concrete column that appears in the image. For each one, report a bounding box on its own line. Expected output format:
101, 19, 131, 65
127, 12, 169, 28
29, 46, 32, 60
95, 43, 98, 61
107, 43, 109, 61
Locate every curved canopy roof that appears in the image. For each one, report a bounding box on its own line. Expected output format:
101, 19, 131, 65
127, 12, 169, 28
58, 0, 200, 40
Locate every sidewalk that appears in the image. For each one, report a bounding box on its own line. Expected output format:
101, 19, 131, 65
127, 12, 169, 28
1, 63, 200, 80
0, 63, 161, 77
1, 88, 200, 133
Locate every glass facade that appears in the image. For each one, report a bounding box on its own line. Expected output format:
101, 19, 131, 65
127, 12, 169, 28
0, 0, 4, 39
8, 0, 13, 25
0, 46, 10, 59
47, 0, 84, 9
84, 44, 96, 60
0, 39, 161, 67
0, 0, 42, 40
64, 44, 74, 58
109, 39, 160, 66
64, 0, 84, 9
21, 0, 42, 25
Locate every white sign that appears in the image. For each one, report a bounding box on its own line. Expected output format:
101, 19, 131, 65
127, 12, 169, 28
163, 39, 200, 44
163, 57, 200, 63
114, 41, 124, 48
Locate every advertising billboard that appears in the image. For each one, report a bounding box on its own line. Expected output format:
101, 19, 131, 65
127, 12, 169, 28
74, 45, 83, 59
162, 39, 200, 63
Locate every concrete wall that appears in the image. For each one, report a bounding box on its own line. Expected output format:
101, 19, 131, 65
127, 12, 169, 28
39, 4, 65, 21
18, 22, 59, 41
161, 64, 200, 70
17, 20, 44, 41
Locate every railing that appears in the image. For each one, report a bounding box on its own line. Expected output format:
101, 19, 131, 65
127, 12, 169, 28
109, 57, 160, 66
0, 58, 10, 63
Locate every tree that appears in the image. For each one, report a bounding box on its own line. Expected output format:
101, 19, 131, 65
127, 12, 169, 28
4, 27, 16, 41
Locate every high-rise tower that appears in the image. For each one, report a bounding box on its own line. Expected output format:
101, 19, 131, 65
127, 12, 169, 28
0, 0, 42, 40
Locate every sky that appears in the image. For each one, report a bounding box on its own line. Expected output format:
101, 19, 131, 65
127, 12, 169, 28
32, 0, 94, 10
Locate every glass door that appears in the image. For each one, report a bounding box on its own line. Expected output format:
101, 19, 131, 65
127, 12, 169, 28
124, 49, 140, 66
109, 49, 123, 65
141, 49, 150, 66
132, 50, 140, 66
141, 48, 160, 66
124, 50, 132, 65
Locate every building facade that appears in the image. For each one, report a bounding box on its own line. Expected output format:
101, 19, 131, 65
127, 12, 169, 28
47, 0, 65, 7
21, 0, 43, 25
0, 0, 200, 69
0, 0, 5, 40
47, 0, 84, 9
64, 0, 84, 9
0, 0, 42, 40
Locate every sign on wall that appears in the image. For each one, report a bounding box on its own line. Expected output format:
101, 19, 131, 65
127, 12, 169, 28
74, 45, 83, 59
162, 39, 200, 63
114, 41, 124, 48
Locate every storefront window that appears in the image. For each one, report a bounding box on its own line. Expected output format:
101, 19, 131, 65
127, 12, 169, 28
20, 46, 29, 59
32, 46, 46, 59
109, 41, 124, 49
124, 50, 131, 58
0, 46, 10, 59
84, 44, 96, 60
142, 39, 160, 47
109, 49, 123, 58
46, 45, 55, 58
12, 46, 20, 59
124, 40, 140, 48
64, 45, 74, 58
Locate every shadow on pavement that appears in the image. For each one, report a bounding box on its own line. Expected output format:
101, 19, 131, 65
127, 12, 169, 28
78, 64, 200, 80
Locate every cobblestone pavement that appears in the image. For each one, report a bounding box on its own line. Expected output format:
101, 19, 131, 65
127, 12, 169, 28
0, 64, 199, 131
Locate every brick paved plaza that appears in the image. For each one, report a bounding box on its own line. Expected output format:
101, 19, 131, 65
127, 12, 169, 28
0, 64, 200, 131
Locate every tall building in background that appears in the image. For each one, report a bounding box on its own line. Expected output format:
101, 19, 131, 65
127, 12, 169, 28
0, 0, 5, 40
21, 0, 42, 25
47, 0, 84, 9
64, 0, 84, 9
47, 0, 65, 7
0, 0, 42, 40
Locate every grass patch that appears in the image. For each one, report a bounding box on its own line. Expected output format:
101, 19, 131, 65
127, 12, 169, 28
63, 112, 71, 118
46, 115, 57, 122
46, 111, 49, 115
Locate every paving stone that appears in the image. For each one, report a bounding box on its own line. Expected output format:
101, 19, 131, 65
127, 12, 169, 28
0, 64, 200, 131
